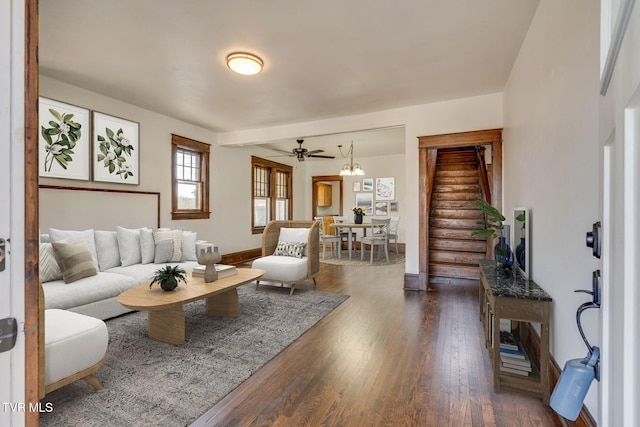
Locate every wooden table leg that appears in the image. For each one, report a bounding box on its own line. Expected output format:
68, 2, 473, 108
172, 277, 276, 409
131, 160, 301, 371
148, 306, 185, 344
206, 288, 239, 318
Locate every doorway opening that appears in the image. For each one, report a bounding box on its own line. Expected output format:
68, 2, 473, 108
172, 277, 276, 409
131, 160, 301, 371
312, 175, 343, 221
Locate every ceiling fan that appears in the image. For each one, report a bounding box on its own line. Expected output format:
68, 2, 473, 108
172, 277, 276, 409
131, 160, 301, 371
271, 139, 335, 162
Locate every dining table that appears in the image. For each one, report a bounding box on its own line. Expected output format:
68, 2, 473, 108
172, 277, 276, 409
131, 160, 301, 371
329, 222, 386, 260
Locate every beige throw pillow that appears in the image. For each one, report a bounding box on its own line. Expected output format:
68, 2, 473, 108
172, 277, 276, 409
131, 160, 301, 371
153, 230, 182, 262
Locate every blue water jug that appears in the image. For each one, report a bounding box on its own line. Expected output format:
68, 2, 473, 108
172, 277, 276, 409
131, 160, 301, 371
550, 347, 599, 421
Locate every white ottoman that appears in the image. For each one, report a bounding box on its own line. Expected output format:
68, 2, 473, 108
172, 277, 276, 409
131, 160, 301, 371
44, 309, 109, 393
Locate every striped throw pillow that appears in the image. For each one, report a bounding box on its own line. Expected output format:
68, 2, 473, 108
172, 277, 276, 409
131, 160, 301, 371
51, 241, 98, 284
39, 243, 62, 283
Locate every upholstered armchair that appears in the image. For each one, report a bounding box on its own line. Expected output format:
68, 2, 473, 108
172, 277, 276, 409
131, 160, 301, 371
252, 220, 320, 295
39, 285, 108, 398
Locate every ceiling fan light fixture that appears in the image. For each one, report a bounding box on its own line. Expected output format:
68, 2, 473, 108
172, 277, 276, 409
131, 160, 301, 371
226, 52, 263, 75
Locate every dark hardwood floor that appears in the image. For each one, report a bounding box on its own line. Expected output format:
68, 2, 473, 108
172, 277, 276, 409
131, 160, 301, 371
192, 261, 563, 427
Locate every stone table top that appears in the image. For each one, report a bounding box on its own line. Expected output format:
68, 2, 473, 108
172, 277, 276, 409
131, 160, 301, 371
478, 259, 552, 302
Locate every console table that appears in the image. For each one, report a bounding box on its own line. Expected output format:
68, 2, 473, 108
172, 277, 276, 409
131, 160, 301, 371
478, 259, 552, 403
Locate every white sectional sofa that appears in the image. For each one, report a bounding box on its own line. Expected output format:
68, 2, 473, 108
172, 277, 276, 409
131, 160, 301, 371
39, 226, 212, 320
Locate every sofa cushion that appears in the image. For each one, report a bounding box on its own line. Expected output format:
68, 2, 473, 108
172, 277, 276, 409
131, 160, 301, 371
44, 309, 108, 386
52, 241, 98, 284
49, 228, 98, 268
153, 229, 182, 262
105, 261, 199, 284
39, 242, 62, 283
116, 226, 143, 267
43, 271, 138, 310
278, 228, 310, 256
139, 227, 155, 264
252, 255, 308, 282
94, 230, 121, 271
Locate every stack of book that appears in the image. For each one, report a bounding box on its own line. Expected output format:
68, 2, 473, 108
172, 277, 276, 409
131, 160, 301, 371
192, 264, 237, 279
499, 331, 531, 376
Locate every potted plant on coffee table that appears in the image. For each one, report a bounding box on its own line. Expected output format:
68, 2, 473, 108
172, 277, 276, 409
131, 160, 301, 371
149, 265, 188, 291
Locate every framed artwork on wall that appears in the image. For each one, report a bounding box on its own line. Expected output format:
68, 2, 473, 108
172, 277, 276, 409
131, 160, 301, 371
353, 181, 361, 192
390, 201, 398, 212
362, 178, 373, 191
355, 192, 373, 213
38, 97, 90, 181
92, 111, 140, 185
376, 177, 394, 200
375, 201, 389, 216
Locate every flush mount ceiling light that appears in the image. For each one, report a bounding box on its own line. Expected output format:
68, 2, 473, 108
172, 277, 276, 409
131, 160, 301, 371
226, 52, 263, 75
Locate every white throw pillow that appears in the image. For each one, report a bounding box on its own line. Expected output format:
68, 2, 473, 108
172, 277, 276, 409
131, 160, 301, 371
139, 228, 155, 264
278, 228, 310, 256
153, 229, 182, 262
181, 231, 197, 261
116, 226, 142, 267
94, 230, 121, 271
48, 228, 98, 268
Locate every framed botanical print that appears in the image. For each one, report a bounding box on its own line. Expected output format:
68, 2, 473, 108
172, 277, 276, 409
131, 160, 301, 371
38, 97, 90, 180
92, 111, 140, 184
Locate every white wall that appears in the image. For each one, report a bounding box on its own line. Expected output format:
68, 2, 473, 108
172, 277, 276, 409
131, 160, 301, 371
503, 0, 601, 419
39, 76, 301, 253
219, 93, 504, 273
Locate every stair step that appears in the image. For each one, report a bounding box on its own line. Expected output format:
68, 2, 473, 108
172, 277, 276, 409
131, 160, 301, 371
431, 192, 480, 201
429, 250, 486, 265
436, 163, 479, 172
429, 217, 480, 229
431, 200, 480, 210
434, 176, 480, 185
433, 184, 481, 193
428, 262, 480, 280
430, 238, 486, 252
430, 227, 485, 240
430, 208, 483, 219
436, 157, 478, 165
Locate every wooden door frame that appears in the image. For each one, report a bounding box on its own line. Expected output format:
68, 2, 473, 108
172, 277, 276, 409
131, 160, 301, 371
25, 0, 40, 424
414, 129, 503, 291
311, 175, 343, 220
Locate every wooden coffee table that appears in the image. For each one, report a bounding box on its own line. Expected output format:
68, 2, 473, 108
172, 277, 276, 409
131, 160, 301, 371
117, 268, 265, 344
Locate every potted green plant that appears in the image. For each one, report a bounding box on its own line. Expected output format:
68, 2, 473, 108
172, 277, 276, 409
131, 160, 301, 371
472, 199, 513, 268
149, 265, 188, 291
471, 198, 505, 239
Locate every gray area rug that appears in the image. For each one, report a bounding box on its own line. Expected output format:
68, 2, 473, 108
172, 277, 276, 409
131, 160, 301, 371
40, 283, 348, 427
320, 250, 404, 266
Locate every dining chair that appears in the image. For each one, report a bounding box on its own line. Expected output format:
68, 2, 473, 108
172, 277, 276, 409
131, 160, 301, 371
315, 217, 341, 260
332, 215, 357, 252
360, 218, 391, 264
386, 216, 400, 254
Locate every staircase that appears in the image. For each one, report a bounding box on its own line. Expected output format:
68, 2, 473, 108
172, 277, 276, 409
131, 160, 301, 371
428, 147, 486, 282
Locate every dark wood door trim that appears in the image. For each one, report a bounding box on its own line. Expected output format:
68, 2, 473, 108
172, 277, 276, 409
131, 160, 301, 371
25, 0, 40, 423
416, 129, 503, 291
